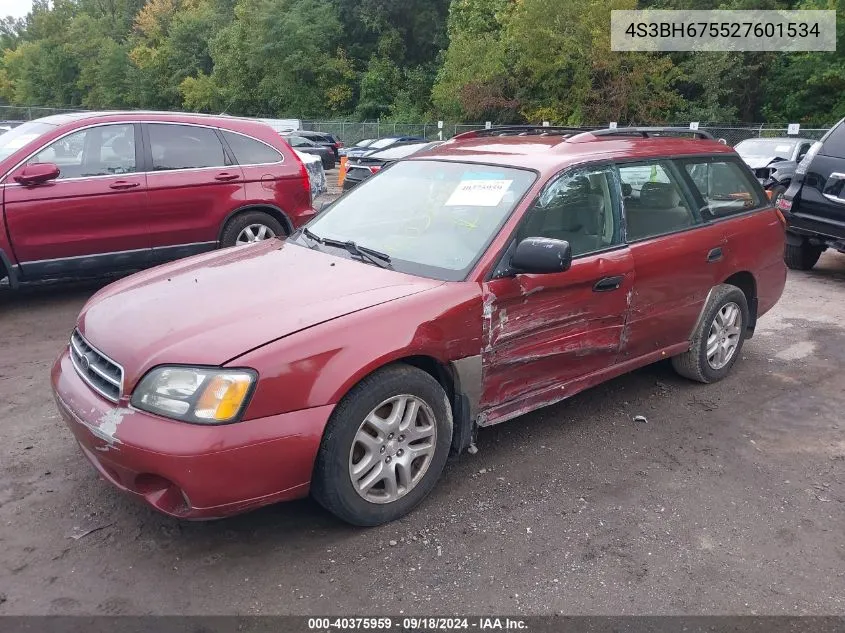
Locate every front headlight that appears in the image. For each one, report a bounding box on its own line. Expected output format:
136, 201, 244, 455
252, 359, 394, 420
130, 366, 257, 424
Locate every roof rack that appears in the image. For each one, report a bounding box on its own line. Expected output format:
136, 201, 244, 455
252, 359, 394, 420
452, 125, 595, 140
587, 126, 714, 140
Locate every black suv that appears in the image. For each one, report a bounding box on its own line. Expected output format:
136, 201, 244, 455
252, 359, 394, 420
296, 130, 343, 160
778, 118, 845, 270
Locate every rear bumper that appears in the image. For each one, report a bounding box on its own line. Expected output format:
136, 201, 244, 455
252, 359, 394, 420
786, 213, 845, 242
52, 349, 333, 519
342, 177, 366, 191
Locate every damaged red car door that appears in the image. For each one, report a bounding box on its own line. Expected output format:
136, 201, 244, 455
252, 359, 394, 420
479, 163, 635, 426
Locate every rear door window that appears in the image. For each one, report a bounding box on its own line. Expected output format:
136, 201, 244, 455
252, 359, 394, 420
680, 158, 763, 217
617, 161, 699, 241
148, 124, 226, 171
222, 131, 282, 165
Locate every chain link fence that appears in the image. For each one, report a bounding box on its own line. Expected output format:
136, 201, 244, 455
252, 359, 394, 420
1, 107, 831, 147
0, 105, 88, 122
305, 120, 832, 146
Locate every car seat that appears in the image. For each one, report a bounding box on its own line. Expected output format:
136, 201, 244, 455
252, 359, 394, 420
626, 181, 693, 240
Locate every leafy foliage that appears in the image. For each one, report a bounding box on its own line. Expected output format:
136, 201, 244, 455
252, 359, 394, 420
0, 0, 842, 125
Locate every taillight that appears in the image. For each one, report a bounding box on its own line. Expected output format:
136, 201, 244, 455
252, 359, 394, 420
293, 154, 312, 204
776, 197, 792, 212
367, 165, 382, 174
335, 141, 343, 148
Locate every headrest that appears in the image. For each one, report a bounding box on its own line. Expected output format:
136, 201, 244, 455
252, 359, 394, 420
640, 182, 681, 209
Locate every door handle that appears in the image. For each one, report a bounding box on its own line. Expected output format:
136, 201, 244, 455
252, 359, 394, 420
707, 247, 723, 262
593, 275, 625, 292
214, 172, 240, 181
109, 181, 140, 190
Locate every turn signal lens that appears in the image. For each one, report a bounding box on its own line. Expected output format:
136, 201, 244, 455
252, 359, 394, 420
195, 374, 253, 421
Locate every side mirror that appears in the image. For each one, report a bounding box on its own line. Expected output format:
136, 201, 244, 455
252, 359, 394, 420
510, 237, 572, 274
14, 162, 60, 186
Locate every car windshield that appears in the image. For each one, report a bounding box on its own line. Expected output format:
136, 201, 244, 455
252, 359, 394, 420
285, 135, 313, 147
735, 139, 796, 159
369, 137, 400, 149
296, 160, 536, 281
0, 121, 58, 161
370, 142, 438, 160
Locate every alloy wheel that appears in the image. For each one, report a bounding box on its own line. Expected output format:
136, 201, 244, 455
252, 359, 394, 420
706, 302, 742, 370
236, 224, 275, 245
348, 394, 437, 504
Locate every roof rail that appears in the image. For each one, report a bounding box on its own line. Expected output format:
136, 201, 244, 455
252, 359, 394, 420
452, 125, 594, 140
587, 127, 714, 140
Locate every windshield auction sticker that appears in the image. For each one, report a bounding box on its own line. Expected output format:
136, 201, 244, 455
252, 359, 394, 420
611, 10, 835, 51
446, 180, 513, 207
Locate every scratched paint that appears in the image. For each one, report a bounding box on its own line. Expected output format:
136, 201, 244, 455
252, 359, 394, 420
93, 407, 132, 446
479, 248, 635, 424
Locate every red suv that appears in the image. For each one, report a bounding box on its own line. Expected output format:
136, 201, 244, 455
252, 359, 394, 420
0, 111, 313, 286
51, 126, 786, 526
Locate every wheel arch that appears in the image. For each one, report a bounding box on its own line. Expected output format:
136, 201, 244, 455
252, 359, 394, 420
0, 248, 19, 289
329, 353, 476, 458
218, 204, 293, 242
722, 270, 758, 335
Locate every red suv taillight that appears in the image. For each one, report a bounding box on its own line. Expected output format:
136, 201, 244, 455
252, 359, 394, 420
367, 165, 382, 174
293, 154, 312, 204
776, 197, 792, 212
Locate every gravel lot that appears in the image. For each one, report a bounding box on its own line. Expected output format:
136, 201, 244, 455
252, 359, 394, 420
1, 237, 844, 615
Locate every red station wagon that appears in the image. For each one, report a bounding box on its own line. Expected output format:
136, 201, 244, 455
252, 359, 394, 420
51, 126, 787, 526
0, 112, 313, 286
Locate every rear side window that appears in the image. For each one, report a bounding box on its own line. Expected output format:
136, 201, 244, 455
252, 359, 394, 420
618, 161, 698, 241
821, 121, 845, 158
681, 158, 763, 217
148, 124, 226, 171
223, 131, 282, 165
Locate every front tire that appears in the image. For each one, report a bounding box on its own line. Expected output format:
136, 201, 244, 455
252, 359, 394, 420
672, 284, 749, 384
784, 239, 824, 271
312, 365, 453, 526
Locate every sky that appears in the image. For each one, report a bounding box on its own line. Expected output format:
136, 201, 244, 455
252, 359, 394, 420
3, 0, 34, 20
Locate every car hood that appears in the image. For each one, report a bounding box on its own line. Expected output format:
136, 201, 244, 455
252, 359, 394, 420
78, 241, 443, 389
741, 155, 791, 170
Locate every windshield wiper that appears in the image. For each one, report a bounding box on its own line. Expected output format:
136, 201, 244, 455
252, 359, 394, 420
302, 228, 392, 269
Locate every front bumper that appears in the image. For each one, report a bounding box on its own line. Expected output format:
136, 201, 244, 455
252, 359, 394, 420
52, 349, 333, 519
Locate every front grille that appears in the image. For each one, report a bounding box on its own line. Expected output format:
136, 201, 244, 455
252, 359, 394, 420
69, 329, 124, 403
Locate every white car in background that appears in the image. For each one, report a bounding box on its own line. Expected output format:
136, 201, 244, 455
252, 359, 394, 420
295, 149, 327, 198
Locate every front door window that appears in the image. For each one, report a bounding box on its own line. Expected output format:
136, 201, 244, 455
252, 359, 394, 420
29, 124, 136, 180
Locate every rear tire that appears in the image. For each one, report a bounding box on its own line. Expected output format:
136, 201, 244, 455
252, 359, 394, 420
784, 239, 824, 271
220, 211, 285, 248
312, 364, 453, 526
672, 284, 749, 384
